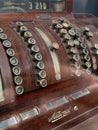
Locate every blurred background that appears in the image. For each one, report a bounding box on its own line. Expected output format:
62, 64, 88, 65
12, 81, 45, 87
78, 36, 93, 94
73, 0, 98, 17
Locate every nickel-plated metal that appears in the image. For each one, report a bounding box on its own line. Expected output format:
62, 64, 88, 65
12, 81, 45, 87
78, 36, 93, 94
74, 40, 80, 46
52, 20, 58, 25
36, 61, 45, 70
0, 33, 7, 41
63, 34, 71, 40
38, 70, 46, 78
75, 29, 81, 37
67, 40, 75, 47
34, 53, 43, 61
59, 17, 66, 22
68, 29, 76, 36
0, 28, 3, 33
82, 49, 89, 55
74, 62, 81, 69
31, 45, 40, 53
84, 55, 90, 62
15, 86, 24, 95
12, 66, 21, 76
55, 24, 63, 29
78, 37, 84, 43
23, 31, 32, 38
10, 57, 18, 66
80, 43, 87, 49
38, 79, 47, 87
16, 21, 23, 26
62, 22, 69, 28
75, 69, 82, 77
84, 62, 91, 68
27, 38, 36, 45
94, 44, 98, 50
20, 26, 28, 36
72, 55, 80, 62
2, 40, 12, 48
83, 27, 90, 32
69, 47, 78, 54
14, 76, 23, 85
59, 28, 67, 35
16, 21, 23, 32
6, 48, 15, 57
86, 32, 93, 38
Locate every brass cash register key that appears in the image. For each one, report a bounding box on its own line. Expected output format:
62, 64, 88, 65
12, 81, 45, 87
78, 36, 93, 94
75, 29, 81, 37
12, 66, 21, 76
34, 53, 43, 61
27, 38, 36, 45
80, 43, 87, 49
52, 20, 58, 29
14, 76, 23, 85
23, 31, 32, 40
38, 70, 46, 79
83, 62, 91, 68
85, 69, 91, 74
95, 50, 98, 55
74, 62, 81, 69
67, 40, 75, 47
16, 21, 23, 32
59, 28, 67, 35
84, 55, 90, 62
78, 37, 84, 43
55, 24, 63, 29
74, 40, 79, 46
82, 49, 89, 55
15, 86, 24, 95
38, 79, 47, 87
2, 40, 12, 48
83, 27, 93, 39
6, 48, 15, 57
70, 47, 77, 54
52, 20, 58, 25
0, 28, 3, 33
86, 32, 93, 39
62, 22, 69, 28
92, 43, 98, 53
36, 62, 45, 70
83, 27, 90, 32
10, 57, 18, 66
75, 69, 82, 77
0, 33, 7, 41
59, 17, 66, 22
94, 44, 98, 49
63, 34, 71, 40
68, 29, 76, 36
20, 26, 28, 36
31, 45, 40, 53
72, 55, 80, 62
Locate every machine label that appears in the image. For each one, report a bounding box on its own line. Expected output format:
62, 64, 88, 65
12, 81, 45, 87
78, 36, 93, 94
48, 107, 71, 123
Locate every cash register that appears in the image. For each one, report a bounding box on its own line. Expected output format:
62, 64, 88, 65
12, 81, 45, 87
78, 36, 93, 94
0, 0, 98, 129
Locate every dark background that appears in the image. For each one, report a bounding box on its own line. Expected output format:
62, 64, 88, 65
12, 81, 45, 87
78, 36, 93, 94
73, 0, 98, 17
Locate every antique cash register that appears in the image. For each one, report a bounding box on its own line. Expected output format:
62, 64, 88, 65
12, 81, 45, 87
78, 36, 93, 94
0, 0, 98, 129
